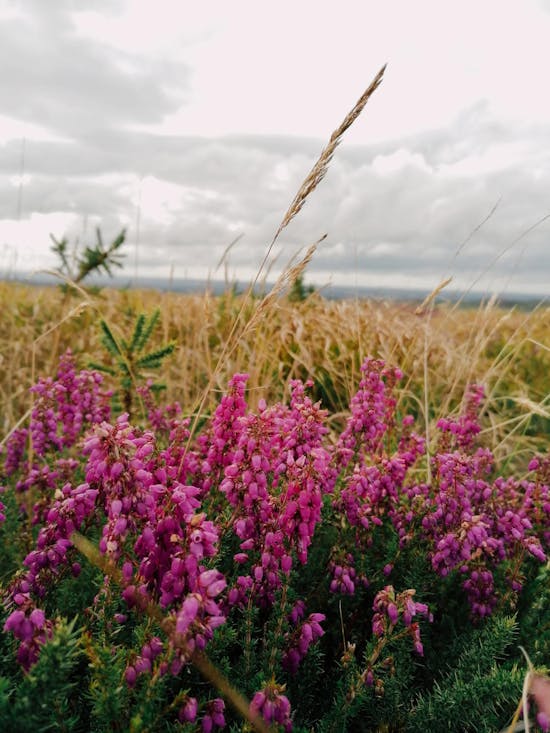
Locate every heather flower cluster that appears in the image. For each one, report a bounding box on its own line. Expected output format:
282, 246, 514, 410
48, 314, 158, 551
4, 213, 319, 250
282, 600, 325, 674
28, 349, 111, 459
3, 407, 226, 672
250, 680, 292, 732
1, 350, 110, 521
371, 585, 432, 655
1, 351, 549, 731
414, 394, 550, 616
3, 598, 53, 669
216, 375, 333, 606
329, 359, 549, 620
176, 694, 226, 731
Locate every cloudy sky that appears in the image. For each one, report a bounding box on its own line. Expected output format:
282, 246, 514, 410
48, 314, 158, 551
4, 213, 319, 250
1, 0, 550, 295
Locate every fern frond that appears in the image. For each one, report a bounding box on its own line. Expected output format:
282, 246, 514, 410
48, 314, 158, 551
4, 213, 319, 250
49, 234, 71, 275
116, 358, 131, 376
88, 361, 116, 376
108, 229, 126, 252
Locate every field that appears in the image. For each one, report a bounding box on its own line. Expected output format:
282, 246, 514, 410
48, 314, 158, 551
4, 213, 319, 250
0, 276, 549, 733
1, 66, 549, 732
1, 279, 548, 455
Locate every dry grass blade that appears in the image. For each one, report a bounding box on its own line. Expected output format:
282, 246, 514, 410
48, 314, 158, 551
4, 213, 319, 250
459, 211, 550, 303
511, 396, 550, 419
450, 196, 501, 264
0, 407, 32, 449
273, 64, 386, 241
247, 63, 386, 300
254, 236, 325, 315
176, 65, 386, 461
528, 337, 550, 353
36, 269, 92, 301
415, 277, 452, 315
215, 233, 244, 272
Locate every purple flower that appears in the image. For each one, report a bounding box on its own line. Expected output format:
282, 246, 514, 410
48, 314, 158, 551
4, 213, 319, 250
178, 697, 198, 723
251, 683, 292, 731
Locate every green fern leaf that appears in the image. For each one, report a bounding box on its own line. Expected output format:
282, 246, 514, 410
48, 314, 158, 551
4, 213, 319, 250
129, 314, 146, 353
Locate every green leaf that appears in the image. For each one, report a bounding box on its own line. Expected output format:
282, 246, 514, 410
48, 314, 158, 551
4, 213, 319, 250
99, 320, 122, 357
129, 314, 146, 354
49, 234, 71, 275
135, 309, 161, 352
95, 227, 104, 251
136, 343, 176, 369
87, 362, 116, 376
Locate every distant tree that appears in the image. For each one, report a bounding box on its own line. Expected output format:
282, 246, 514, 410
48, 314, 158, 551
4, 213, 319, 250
50, 227, 126, 287
288, 274, 315, 302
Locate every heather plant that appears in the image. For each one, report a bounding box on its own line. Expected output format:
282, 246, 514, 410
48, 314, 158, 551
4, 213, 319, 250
1, 350, 549, 732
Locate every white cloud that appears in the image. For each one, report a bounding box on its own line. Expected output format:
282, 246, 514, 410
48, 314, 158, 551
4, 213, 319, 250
0, 212, 80, 270
0, 116, 70, 144
439, 142, 534, 178
372, 149, 432, 176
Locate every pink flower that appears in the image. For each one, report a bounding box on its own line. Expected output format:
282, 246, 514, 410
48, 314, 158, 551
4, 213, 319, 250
178, 697, 198, 723
531, 675, 550, 731
251, 683, 292, 731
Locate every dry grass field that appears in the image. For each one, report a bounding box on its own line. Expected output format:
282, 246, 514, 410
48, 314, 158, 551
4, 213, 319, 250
1, 279, 548, 476
2, 62, 550, 733
1, 63, 548, 482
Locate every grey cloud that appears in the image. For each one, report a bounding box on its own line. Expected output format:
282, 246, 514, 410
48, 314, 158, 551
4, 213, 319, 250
0, 174, 131, 220
1, 4, 188, 138
2, 61, 550, 293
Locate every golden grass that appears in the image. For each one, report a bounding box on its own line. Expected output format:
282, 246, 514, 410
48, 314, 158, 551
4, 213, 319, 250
0, 279, 548, 471
1, 63, 548, 474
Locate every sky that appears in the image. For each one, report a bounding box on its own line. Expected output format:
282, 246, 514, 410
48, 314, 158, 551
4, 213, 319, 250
1, 0, 550, 295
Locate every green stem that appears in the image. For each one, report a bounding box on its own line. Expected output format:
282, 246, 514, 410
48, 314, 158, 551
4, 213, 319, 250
268, 578, 289, 678
70, 531, 273, 733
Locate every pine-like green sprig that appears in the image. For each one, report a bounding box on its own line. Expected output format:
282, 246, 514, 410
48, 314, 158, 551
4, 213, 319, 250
0, 619, 84, 732
91, 310, 176, 418
407, 616, 521, 732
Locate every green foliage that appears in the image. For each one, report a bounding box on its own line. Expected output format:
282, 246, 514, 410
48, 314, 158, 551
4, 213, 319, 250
89, 309, 176, 417
409, 665, 523, 733
50, 227, 126, 289
0, 488, 26, 582
85, 638, 131, 732
517, 561, 550, 666
287, 274, 315, 303
0, 619, 84, 733
314, 655, 369, 733
407, 616, 522, 732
